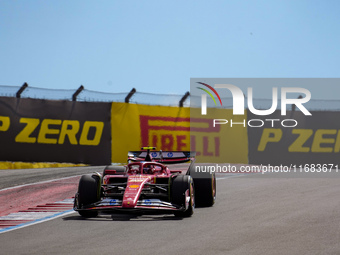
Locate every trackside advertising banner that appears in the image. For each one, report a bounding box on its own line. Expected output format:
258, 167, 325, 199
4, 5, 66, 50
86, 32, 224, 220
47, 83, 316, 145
248, 110, 340, 165
111, 102, 248, 163
0, 97, 111, 165
111, 102, 190, 163
190, 107, 248, 163
190, 78, 340, 169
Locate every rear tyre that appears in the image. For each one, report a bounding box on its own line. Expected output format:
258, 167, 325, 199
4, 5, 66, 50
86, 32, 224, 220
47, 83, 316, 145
103, 165, 126, 176
77, 174, 100, 217
171, 175, 195, 217
189, 167, 216, 207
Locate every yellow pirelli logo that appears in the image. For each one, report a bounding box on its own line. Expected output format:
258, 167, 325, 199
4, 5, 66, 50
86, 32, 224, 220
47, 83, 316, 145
258, 128, 340, 153
0, 116, 104, 146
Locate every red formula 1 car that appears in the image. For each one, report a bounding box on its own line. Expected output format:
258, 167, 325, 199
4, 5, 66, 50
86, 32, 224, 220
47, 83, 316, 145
74, 147, 216, 217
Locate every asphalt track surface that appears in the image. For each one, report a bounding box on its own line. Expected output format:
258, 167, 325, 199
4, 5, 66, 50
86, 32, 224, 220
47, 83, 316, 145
1, 166, 340, 254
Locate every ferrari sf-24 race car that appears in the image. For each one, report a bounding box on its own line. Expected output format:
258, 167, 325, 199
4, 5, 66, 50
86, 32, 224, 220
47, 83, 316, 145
74, 147, 216, 217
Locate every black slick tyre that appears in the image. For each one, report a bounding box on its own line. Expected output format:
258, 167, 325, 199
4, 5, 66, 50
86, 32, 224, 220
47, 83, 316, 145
189, 168, 216, 207
77, 174, 100, 217
103, 165, 126, 176
171, 175, 195, 217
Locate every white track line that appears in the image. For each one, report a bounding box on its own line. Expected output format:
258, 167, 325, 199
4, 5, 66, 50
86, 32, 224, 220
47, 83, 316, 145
0, 198, 75, 234
0, 175, 82, 192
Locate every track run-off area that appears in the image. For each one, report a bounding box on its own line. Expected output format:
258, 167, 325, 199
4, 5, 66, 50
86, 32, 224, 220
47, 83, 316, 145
1, 165, 340, 255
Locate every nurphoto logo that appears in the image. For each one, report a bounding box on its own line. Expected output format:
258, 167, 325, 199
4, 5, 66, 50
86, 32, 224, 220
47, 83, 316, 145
195, 81, 312, 128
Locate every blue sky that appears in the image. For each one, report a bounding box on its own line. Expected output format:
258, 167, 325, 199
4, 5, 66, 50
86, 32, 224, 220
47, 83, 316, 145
1, 0, 340, 99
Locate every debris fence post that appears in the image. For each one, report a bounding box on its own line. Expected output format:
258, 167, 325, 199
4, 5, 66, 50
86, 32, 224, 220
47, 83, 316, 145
16, 82, 28, 98
72, 85, 84, 101
125, 88, 136, 103
179, 91, 190, 107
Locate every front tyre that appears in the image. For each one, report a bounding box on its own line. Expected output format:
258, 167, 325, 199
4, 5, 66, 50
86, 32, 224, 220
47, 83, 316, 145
77, 174, 100, 217
172, 175, 195, 217
189, 169, 216, 207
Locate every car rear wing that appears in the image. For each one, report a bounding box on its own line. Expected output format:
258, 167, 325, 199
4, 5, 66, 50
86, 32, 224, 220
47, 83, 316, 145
128, 148, 195, 164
